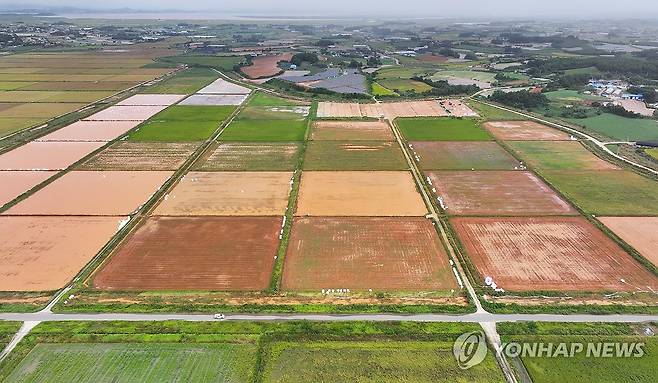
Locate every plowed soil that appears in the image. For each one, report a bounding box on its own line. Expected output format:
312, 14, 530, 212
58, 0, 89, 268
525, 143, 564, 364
600, 217, 658, 267
241, 53, 293, 79
93, 217, 280, 291
484, 121, 570, 141
195, 142, 301, 171
316, 100, 449, 119
427, 171, 576, 216
282, 217, 456, 291
303, 141, 408, 170
153, 171, 292, 216
310, 120, 394, 141
410, 141, 519, 170
78, 142, 198, 170
452, 216, 658, 292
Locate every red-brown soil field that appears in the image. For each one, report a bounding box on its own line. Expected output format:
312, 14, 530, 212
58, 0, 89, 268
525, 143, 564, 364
0, 141, 105, 170
37, 120, 141, 142
241, 53, 293, 79
6, 170, 173, 215
282, 217, 456, 291
0, 216, 120, 291
483, 121, 570, 141
295, 171, 427, 216
0, 171, 56, 206
310, 120, 394, 141
452, 216, 658, 292
153, 171, 292, 216
93, 216, 280, 291
316, 101, 449, 119
427, 171, 576, 215
600, 217, 658, 267
116, 94, 186, 106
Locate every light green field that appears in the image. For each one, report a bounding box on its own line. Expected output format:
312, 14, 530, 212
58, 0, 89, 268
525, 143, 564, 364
4, 343, 257, 383
432, 70, 497, 83
0, 82, 34, 90
499, 322, 657, 383
376, 66, 430, 80
160, 55, 245, 71
220, 119, 307, 141
567, 113, 658, 141
262, 341, 505, 383
542, 170, 658, 215
0, 103, 85, 118
0, 117, 43, 136
545, 90, 608, 103
507, 141, 616, 170
467, 101, 525, 121
143, 68, 218, 94
0, 321, 20, 349
248, 92, 301, 107
377, 78, 432, 93
371, 82, 399, 96
646, 148, 658, 160
303, 140, 408, 170
128, 105, 235, 141
396, 117, 491, 141
564, 66, 602, 76
238, 106, 308, 120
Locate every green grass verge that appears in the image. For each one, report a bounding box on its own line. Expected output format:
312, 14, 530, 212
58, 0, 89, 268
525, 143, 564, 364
396, 117, 491, 141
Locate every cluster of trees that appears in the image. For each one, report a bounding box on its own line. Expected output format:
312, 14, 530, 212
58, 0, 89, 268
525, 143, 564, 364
602, 104, 641, 119
545, 73, 591, 90
489, 90, 548, 109
290, 52, 319, 66
411, 76, 479, 96
628, 86, 657, 103
527, 57, 658, 80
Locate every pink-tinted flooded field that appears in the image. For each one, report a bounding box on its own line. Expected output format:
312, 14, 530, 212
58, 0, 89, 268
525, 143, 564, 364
0, 141, 105, 170
116, 94, 185, 106
83, 105, 168, 121
37, 120, 140, 142
5, 170, 172, 215
484, 121, 570, 141
452, 216, 658, 292
427, 171, 576, 216
0, 171, 56, 206
0, 216, 121, 291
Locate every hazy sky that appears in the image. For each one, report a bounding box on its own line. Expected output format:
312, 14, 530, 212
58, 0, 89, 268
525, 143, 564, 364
4, 0, 658, 18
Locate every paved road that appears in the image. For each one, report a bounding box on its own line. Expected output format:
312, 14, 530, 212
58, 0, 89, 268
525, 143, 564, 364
1, 312, 656, 323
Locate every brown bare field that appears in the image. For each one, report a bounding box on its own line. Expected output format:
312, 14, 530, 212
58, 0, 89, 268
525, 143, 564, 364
0, 102, 85, 118
84, 105, 169, 121
37, 120, 140, 142
195, 142, 301, 171
241, 53, 293, 79
153, 171, 292, 216
19, 81, 137, 91
0, 171, 56, 206
93, 217, 280, 291
600, 217, 658, 267
410, 141, 520, 170
483, 120, 570, 141
427, 171, 576, 215
439, 99, 478, 117
116, 94, 186, 106
6, 171, 172, 215
282, 217, 457, 292
0, 141, 105, 170
295, 171, 427, 216
78, 142, 199, 171
0, 216, 120, 291
452, 216, 658, 292
316, 100, 449, 119
310, 120, 394, 141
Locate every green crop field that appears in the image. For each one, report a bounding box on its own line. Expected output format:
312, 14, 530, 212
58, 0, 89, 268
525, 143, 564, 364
0, 321, 20, 349
499, 322, 657, 383
4, 343, 257, 383
248, 92, 301, 107
0, 81, 34, 90
412, 141, 519, 170
396, 117, 491, 141
371, 82, 398, 96
378, 78, 432, 93
545, 89, 608, 103
128, 105, 235, 141
542, 170, 658, 215
303, 141, 408, 170
144, 68, 218, 94
431, 70, 497, 83
646, 148, 658, 160
507, 141, 615, 170
220, 119, 307, 141
0, 117, 43, 136
567, 113, 658, 141
238, 106, 308, 120
467, 101, 525, 121
262, 340, 505, 383
195, 142, 302, 171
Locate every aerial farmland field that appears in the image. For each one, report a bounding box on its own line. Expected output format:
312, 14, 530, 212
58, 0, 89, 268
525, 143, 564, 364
541, 170, 658, 215
599, 217, 658, 267
37, 120, 141, 142
77, 142, 199, 171
411, 141, 520, 170
507, 141, 620, 170
127, 105, 236, 141
3, 343, 257, 383
303, 140, 408, 170
310, 120, 394, 141
94, 217, 280, 291
483, 121, 571, 141
0, 171, 56, 206
427, 171, 576, 216
452, 216, 658, 292
282, 217, 456, 291
396, 118, 491, 141
295, 171, 427, 216
0, 141, 105, 170
195, 142, 302, 171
